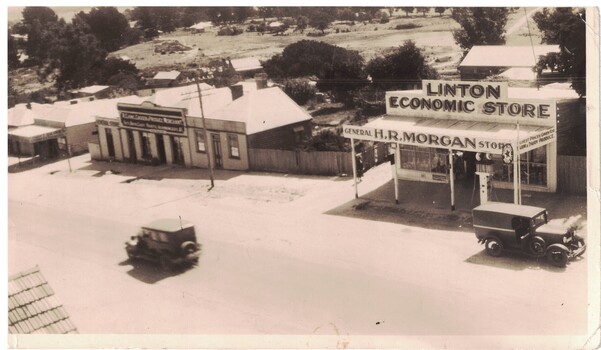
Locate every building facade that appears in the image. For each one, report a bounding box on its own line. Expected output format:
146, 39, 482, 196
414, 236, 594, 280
343, 80, 582, 206
92, 85, 312, 171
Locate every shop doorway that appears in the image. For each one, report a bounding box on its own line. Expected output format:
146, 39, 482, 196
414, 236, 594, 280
461, 152, 477, 180
106, 128, 116, 158
126, 130, 137, 163
34, 139, 59, 159
211, 133, 223, 169
171, 136, 185, 166
156, 135, 166, 164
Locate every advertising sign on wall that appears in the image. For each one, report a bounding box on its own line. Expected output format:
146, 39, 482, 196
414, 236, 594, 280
386, 80, 556, 126
118, 103, 186, 135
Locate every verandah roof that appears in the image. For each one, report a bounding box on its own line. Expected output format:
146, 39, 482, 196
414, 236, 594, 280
346, 115, 555, 155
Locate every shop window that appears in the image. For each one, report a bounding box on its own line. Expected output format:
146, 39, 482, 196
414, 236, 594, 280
57, 137, 67, 151
141, 132, 152, 159
492, 146, 547, 186
228, 134, 240, 159
195, 130, 206, 153
400, 145, 448, 174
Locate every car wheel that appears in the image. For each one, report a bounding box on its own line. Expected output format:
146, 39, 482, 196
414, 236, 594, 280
181, 241, 197, 254
529, 236, 547, 256
546, 246, 568, 268
485, 236, 503, 257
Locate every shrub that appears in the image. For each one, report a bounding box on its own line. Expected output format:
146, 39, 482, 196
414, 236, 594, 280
395, 23, 421, 30
217, 26, 243, 36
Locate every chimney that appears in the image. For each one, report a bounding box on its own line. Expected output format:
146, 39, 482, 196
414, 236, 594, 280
229, 84, 244, 101
254, 73, 268, 90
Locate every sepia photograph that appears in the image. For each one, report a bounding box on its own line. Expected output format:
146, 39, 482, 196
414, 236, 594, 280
3, 3, 600, 349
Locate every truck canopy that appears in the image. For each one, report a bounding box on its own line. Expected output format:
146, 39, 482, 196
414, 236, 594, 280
473, 202, 545, 218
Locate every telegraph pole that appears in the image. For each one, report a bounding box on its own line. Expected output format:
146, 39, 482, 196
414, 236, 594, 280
194, 77, 215, 189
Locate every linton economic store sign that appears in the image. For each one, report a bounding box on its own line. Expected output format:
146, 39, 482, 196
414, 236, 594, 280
386, 80, 556, 126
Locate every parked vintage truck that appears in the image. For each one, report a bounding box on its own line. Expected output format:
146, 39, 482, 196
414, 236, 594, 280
473, 202, 586, 267
125, 218, 201, 270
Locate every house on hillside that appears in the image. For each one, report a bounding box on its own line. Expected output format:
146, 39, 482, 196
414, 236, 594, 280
92, 82, 312, 171
69, 85, 113, 101
151, 70, 185, 88
230, 57, 263, 78
458, 45, 560, 82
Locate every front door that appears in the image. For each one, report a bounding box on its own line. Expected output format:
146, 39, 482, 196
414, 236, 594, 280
156, 134, 166, 164
211, 133, 222, 169
106, 128, 115, 158
171, 136, 185, 166
126, 130, 136, 163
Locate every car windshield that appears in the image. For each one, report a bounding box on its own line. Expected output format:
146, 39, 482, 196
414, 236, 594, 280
532, 212, 547, 228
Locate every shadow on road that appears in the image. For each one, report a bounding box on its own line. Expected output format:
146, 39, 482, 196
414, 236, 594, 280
465, 250, 576, 272
118, 259, 194, 284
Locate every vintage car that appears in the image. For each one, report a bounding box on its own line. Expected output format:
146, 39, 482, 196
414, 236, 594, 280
125, 218, 201, 270
473, 202, 586, 267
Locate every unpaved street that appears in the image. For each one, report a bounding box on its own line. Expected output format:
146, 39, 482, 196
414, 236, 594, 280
7, 156, 589, 338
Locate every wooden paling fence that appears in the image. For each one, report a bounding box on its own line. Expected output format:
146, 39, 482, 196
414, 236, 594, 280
248, 143, 390, 176
557, 156, 587, 195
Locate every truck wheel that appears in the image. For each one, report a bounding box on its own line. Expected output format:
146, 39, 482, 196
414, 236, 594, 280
546, 246, 568, 267
160, 256, 173, 271
485, 236, 503, 257
528, 236, 547, 256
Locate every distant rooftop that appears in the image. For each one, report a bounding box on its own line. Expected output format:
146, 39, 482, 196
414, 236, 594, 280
8, 266, 78, 334
153, 70, 181, 80
188, 21, 212, 30
460, 45, 560, 68
230, 57, 262, 72
71, 85, 110, 95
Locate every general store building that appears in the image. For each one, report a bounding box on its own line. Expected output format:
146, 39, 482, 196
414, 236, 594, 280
92, 84, 312, 170
343, 80, 582, 208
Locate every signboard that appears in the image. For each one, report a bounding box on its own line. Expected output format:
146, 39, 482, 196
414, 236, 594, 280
117, 102, 187, 136
29, 129, 64, 143
386, 80, 556, 126
343, 125, 511, 154
518, 126, 556, 153
97, 118, 120, 127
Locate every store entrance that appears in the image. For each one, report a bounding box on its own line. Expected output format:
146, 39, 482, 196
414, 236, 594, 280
156, 135, 166, 164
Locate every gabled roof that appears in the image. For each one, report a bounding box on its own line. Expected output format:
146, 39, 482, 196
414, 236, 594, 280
459, 45, 560, 68
8, 266, 78, 334
206, 87, 312, 135
188, 21, 212, 30
39, 95, 147, 125
151, 84, 232, 116
8, 107, 37, 127
153, 70, 181, 80
230, 57, 262, 72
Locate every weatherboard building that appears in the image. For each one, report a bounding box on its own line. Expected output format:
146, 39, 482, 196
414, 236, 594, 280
343, 80, 583, 208
91, 83, 312, 170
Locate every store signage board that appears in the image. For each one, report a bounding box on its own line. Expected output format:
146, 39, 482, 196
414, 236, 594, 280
117, 103, 186, 135
343, 125, 556, 155
386, 80, 556, 126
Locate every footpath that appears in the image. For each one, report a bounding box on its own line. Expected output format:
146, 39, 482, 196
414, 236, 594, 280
7, 154, 589, 234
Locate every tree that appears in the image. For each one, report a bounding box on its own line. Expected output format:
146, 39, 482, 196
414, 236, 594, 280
295, 15, 309, 33
416, 7, 430, 17
8, 34, 20, 69
533, 7, 586, 96
366, 40, 440, 90
130, 7, 160, 39
233, 7, 254, 23
20, 7, 63, 63
283, 79, 317, 105
74, 7, 131, 52
435, 7, 446, 16
308, 8, 335, 34
300, 130, 349, 152
263, 40, 367, 103
451, 8, 509, 51
45, 23, 108, 93
400, 7, 415, 17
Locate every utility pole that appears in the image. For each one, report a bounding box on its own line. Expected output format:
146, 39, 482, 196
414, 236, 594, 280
194, 77, 215, 189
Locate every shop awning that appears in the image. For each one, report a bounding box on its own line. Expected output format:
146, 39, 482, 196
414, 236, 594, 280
8, 125, 64, 143
343, 115, 555, 155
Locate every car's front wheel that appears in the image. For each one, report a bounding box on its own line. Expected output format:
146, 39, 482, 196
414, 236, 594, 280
485, 236, 503, 257
546, 246, 568, 267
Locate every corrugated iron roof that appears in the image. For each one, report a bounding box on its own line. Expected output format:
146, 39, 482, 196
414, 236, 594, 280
8, 266, 77, 334
459, 45, 560, 68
